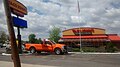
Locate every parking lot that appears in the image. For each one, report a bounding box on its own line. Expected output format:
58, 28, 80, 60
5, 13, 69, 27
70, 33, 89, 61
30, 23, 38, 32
0, 47, 120, 67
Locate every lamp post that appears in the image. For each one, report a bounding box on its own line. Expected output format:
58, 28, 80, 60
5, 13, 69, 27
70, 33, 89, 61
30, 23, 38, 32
77, 0, 82, 52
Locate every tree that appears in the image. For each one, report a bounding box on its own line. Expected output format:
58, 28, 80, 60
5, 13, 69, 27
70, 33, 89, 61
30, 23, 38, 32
38, 38, 42, 43
28, 34, 42, 44
28, 34, 36, 43
49, 26, 61, 43
0, 31, 8, 44
0, 38, 1, 43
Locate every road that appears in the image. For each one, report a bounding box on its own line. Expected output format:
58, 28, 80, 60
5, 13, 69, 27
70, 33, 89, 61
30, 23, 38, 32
0, 48, 120, 67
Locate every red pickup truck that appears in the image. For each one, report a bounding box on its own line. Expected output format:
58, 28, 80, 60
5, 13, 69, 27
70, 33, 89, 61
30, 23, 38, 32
25, 39, 68, 55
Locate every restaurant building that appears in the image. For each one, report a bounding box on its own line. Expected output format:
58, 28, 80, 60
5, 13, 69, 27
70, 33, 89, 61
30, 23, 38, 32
59, 27, 120, 49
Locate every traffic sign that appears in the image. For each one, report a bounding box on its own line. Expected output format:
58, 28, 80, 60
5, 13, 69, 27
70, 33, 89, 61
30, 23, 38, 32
9, 0, 27, 17
13, 16, 27, 28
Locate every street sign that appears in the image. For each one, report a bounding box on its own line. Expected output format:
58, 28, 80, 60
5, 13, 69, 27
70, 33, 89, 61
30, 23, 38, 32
13, 16, 27, 28
9, 0, 27, 17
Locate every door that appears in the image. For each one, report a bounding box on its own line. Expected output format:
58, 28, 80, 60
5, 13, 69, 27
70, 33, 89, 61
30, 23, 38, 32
43, 41, 53, 52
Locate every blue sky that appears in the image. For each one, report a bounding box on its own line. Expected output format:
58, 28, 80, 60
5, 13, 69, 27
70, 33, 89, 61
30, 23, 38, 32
0, 0, 120, 40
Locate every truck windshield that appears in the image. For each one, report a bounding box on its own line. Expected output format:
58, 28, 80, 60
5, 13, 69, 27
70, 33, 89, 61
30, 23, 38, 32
51, 41, 56, 44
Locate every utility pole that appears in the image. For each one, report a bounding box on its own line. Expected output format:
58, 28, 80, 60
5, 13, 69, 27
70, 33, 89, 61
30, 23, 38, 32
3, 0, 21, 67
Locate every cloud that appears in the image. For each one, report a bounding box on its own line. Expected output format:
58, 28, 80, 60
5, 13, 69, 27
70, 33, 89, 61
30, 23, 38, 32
0, 0, 120, 40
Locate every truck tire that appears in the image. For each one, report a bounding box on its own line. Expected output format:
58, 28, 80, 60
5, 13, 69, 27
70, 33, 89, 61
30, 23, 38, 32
30, 47, 36, 54
54, 48, 62, 55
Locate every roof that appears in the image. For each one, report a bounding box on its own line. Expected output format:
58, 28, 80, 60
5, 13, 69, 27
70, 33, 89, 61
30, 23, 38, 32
108, 35, 120, 41
61, 35, 108, 39
63, 27, 105, 32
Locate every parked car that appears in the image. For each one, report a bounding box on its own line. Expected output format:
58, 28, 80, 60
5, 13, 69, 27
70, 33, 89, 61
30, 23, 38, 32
0, 43, 3, 48
5, 43, 26, 54
5, 44, 11, 53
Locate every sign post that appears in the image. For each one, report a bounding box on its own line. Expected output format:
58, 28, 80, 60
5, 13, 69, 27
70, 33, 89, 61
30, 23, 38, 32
17, 26, 22, 53
3, 0, 21, 67
12, 16, 27, 53
9, 0, 28, 54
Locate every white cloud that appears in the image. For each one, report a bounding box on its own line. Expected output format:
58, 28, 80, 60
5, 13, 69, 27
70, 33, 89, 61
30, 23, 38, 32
105, 8, 120, 18
0, 0, 120, 40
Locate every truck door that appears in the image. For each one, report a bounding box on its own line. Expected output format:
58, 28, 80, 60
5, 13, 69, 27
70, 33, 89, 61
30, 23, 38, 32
44, 41, 53, 52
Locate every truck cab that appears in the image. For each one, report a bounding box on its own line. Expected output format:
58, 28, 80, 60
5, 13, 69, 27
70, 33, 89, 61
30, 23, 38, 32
25, 39, 68, 55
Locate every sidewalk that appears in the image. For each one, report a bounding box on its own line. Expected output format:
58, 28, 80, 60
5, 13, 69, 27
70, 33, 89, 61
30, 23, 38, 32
0, 61, 58, 67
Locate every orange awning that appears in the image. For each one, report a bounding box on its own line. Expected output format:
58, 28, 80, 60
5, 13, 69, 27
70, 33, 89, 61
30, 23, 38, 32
59, 38, 107, 42
61, 35, 108, 39
108, 35, 120, 41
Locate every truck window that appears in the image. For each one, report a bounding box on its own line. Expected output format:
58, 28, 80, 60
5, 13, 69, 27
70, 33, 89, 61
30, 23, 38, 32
45, 41, 52, 45
41, 41, 43, 44
51, 41, 56, 44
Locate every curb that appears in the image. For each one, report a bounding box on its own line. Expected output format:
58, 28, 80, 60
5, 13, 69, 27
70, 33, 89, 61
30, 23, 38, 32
68, 52, 120, 55
2, 53, 11, 56
2, 52, 120, 56
2, 53, 31, 56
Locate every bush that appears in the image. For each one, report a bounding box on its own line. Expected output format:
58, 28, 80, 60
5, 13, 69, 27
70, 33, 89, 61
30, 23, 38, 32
71, 43, 118, 52
106, 42, 118, 52
72, 47, 96, 52
72, 48, 80, 52
82, 47, 96, 52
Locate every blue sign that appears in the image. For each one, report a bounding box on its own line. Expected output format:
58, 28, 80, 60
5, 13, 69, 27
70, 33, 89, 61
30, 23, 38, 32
13, 16, 27, 28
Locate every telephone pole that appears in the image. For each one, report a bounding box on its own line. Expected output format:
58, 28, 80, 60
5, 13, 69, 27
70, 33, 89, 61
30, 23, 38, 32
3, 0, 21, 67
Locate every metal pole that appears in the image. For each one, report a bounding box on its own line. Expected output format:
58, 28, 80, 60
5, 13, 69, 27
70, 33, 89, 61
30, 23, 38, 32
17, 26, 22, 54
17, 16, 22, 54
79, 27, 82, 52
77, 0, 82, 52
80, 29, 82, 52
3, 0, 21, 67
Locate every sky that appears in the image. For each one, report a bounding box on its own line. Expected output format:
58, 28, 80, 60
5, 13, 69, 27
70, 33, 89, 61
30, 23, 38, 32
0, 0, 120, 40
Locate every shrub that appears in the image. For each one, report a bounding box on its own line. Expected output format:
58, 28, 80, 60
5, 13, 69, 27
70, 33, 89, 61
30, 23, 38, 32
72, 47, 96, 52
105, 42, 118, 52
72, 48, 80, 52
82, 47, 96, 52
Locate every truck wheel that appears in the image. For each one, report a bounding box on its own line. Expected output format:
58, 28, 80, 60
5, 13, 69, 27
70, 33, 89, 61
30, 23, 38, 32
54, 48, 62, 55
30, 47, 36, 54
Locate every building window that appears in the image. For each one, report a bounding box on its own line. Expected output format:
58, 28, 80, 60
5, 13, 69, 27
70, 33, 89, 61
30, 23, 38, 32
81, 32, 92, 35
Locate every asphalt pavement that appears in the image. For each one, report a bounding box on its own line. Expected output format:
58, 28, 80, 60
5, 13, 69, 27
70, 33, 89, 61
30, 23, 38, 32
0, 48, 6, 54
0, 47, 120, 67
